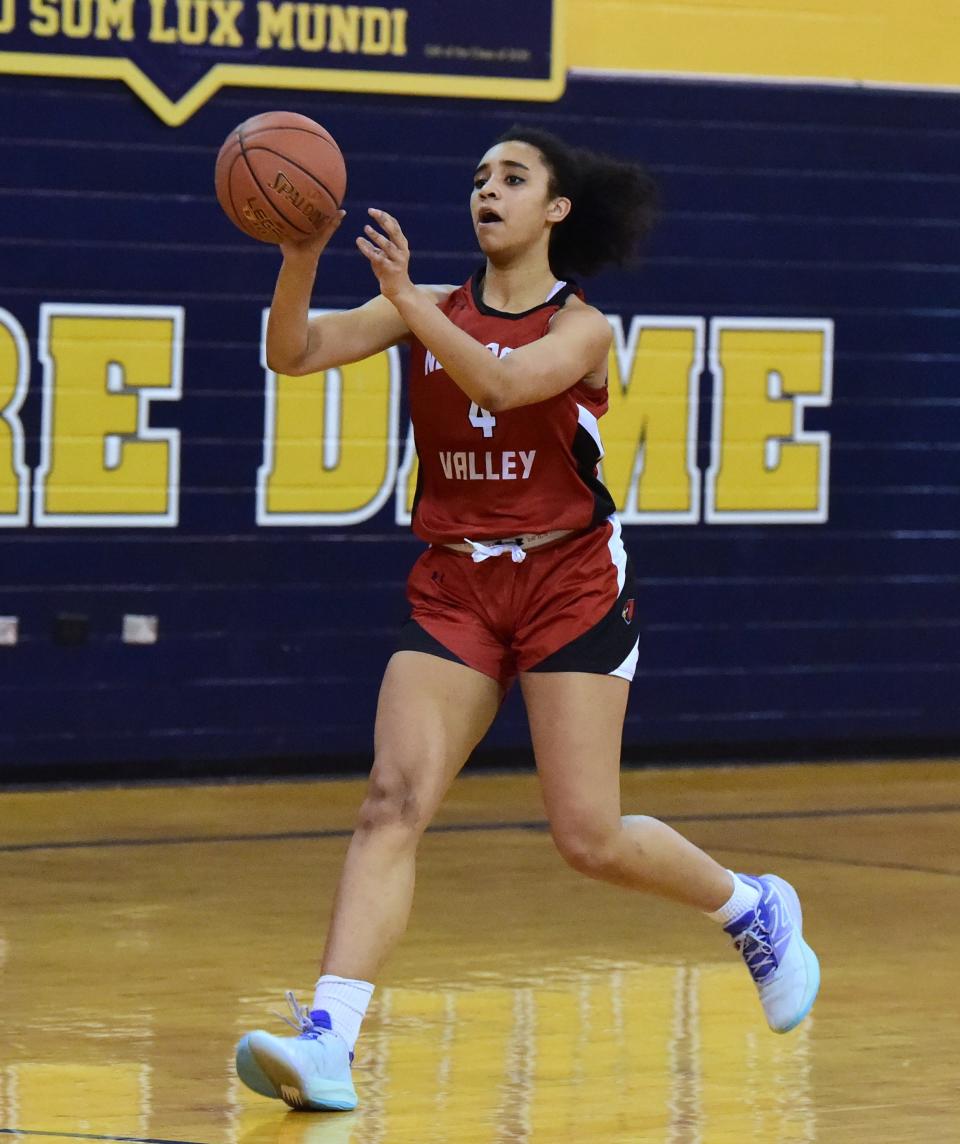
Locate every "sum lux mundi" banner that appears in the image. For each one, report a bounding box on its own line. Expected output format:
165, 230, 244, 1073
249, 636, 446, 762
0, 0, 563, 124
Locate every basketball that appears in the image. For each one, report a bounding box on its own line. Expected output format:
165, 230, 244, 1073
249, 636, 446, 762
214, 111, 347, 245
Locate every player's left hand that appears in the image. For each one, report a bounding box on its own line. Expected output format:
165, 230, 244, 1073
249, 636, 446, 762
357, 208, 415, 302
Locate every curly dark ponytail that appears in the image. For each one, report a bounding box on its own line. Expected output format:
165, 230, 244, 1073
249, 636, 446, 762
495, 126, 658, 278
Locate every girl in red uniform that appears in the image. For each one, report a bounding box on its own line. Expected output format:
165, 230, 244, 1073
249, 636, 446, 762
236, 129, 820, 1112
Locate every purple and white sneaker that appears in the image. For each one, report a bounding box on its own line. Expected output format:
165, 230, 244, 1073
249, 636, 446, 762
236, 992, 357, 1111
725, 874, 821, 1034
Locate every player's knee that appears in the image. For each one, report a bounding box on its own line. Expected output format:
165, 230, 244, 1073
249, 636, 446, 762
552, 821, 621, 880
356, 766, 429, 837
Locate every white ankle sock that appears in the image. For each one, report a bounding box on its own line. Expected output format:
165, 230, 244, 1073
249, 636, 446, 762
312, 974, 374, 1052
707, 871, 761, 925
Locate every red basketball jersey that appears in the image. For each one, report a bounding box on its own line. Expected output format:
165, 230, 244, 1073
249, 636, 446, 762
408, 270, 616, 544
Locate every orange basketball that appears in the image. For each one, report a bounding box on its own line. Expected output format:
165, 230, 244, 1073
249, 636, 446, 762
214, 111, 347, 244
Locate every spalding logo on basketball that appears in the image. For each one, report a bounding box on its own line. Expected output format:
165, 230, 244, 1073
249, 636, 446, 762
214, 111, 347, 245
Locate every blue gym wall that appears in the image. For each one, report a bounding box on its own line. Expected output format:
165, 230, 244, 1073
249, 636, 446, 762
1, 71, 959, 777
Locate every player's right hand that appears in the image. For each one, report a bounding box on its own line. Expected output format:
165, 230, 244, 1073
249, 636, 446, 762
280, 209, 346, 259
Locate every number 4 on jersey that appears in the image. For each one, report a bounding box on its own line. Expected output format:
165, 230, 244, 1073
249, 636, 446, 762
468, 402, 497, 438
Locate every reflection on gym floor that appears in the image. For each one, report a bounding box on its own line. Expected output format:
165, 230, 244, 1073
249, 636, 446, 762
232, 967, 813, 1143
1, 760, 958, 1143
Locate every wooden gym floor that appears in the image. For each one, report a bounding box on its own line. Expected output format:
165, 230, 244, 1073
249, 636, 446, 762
1, 758, 958, 1143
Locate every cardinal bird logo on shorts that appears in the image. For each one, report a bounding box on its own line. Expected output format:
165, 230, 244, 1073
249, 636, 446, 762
621, 598, 636, 624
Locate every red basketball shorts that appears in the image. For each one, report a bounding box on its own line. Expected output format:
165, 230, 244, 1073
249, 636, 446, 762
398, 518, 639, 690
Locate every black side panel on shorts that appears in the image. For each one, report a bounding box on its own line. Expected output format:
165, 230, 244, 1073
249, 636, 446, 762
528, 563, 639, 675
396, 618, 468, 667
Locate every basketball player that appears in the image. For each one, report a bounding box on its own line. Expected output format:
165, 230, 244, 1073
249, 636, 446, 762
236, 128, 820, 1112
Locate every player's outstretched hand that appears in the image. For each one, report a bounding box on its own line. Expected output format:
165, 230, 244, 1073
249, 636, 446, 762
279, 209, 346, 260
356, 208, 414, 302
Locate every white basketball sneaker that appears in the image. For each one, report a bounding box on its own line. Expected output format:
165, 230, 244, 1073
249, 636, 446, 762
236, 992, 358, 1111
725, 873, 821, 1034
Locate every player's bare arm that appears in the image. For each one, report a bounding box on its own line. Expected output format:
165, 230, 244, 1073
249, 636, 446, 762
357, 208, 611, 410
489, 301, 612, 407
266, 211, 453, 375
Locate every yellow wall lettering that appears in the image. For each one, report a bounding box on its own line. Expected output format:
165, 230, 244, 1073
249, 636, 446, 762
27, 0, 137, 39
603, 316, 703, 524
63, 0, 95, 39
148, 0, 176, 42
145, 0, 246, 46
35, 305, 183, 527
95, 0, 134, 40
64, 0, 96, 38
260, 5, 407, 58
28, 0, 59, 36
257, 309, 399, 525
256, 1, 294, 49
0, 308, 29, 526
328, 5, 361, 53
390, 6, 406, 54
706, 319, 833, 522
296, 3, 328, 51
208, 0, 244, 47
176, 1, 213, 48
360, 6, 390, 54
0, 0, 16, 33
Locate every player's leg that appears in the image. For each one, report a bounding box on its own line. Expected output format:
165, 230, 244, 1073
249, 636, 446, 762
237, 650, 501, 1110
520, 670, 732, 905
520, 669, 820, 1034
322, 648, 501, 980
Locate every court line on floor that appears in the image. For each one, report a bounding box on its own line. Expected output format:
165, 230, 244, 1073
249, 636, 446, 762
716, 846, 960, 878
1, 801, 959, 856
0, 1129, 205, 1144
